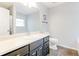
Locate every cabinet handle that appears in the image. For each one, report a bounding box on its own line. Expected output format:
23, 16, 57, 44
32, 52, 36, 55
39, 47, 42, 50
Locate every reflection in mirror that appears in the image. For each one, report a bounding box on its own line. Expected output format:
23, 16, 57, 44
0, 2, 13, 36
16, 12, 27, 33
0, 2, 48, 36
27, 11, 41, 32
15, 2, 41, 34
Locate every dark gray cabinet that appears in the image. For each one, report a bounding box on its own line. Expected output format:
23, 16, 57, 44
43, 36, 49, 43
2, 36, 49, 56
37, 46, 43, 56
29, 39, 43, 56
42, 41, 49, 56
42, 36, 49, 56
30, 45, 43, 56
30, 36, 49, 56
30, 49, 37, 56
30, 39, 43, 51
3, 45, 29, 56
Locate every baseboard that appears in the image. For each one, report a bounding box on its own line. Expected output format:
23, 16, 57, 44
58, 44, 79, 55
58, 44, 79, 51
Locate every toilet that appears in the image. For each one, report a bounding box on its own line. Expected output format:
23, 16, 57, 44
49, 37, 58, 50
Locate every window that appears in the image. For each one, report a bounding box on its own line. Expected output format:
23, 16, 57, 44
16, 18, 24, 27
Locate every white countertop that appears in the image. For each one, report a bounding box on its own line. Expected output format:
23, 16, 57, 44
0, 33, 49, 55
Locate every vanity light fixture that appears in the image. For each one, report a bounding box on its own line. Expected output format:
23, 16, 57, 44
21, 2, 38, 8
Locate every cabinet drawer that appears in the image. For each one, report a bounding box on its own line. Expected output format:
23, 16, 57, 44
3, 45, 29, 56
43, 36, 49, 43
30, 39, 43, 51
43, 42, 49, 49
43, 48, 49, 56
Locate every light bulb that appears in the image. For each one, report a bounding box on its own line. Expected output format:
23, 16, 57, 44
28, 2, 37, 8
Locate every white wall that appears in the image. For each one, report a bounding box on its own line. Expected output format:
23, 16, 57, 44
16, 13, 28, 33
48, 2, 79, 49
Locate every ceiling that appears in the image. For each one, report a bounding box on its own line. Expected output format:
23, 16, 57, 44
0, 2, 64, 15
15, 2, 64, 15
15, 2, 39, 15
0, 2, 13, 9
38, 2, 64, 9
0, 2, 39, 15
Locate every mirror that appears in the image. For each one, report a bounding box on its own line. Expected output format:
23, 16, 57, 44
0, 2, 48, 36
15, 2, 41, 33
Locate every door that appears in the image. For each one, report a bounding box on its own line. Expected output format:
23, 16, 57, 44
0, 7, 10, 36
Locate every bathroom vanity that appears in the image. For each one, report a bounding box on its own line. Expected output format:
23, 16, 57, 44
0, 33, 49, 56
30, 36, 49, 56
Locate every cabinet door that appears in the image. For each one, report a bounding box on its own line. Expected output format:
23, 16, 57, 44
43, 42, 49, 56
43, 49, 47, 56
30, 39, 43, 51
42, 48, 49, 56
3, 45, 29, 56
37, 46, 43, 56
30, 50, 37, 56
44, 42, 49, 49
43, 36, 49, 43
